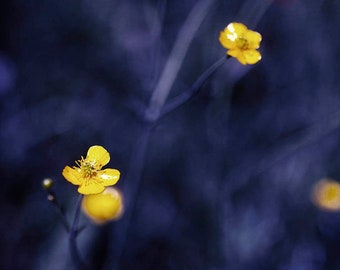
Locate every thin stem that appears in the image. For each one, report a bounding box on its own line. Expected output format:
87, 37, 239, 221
150, 0, 167, 85
160, 55, 229, 118
110, 0, 216, 268
47, 191, 70, 232
144, 0, 216, 122
69, 194, 88, 270
109, 124, 153, 270
109, 3, 215, 269
52, 200, 70, 232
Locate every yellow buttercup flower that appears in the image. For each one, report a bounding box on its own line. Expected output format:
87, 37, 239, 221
62, 145, 120, 195
311, 178, 340, 211
82, 187, 124, 224
219, 22, 262, 65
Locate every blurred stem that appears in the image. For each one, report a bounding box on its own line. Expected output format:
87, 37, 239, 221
110, 124, 152, 270
47, 191, 70, 232
150, 0, 167, 85
160, 55, 229, 118
144, 0, 216, 122
69, 194, 88, 270
112, 1, 216, 269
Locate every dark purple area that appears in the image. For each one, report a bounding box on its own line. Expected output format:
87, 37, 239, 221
1, 0, 340, 269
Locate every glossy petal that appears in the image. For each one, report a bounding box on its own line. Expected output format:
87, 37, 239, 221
62, 166, 82, 185
82, 187, 123, 224
96, 169, 120, 186
244, 30, 262, 49
243, 50, 262, 64
227, 49, 247, 65
86, 145, 110, 169
78, 182, 105, 195
226, 22, 247, 37
219, 31, 236, 49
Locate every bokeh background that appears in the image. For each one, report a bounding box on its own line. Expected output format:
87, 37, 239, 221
2, 0, 340, 269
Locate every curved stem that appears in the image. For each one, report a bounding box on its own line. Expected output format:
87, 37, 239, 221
160, 55, 229, 118
69, 194, 88, 270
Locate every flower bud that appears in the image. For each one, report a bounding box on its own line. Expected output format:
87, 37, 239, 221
42, 178, 54, 190
312, 178, 340, 211
82, 187, 124, 224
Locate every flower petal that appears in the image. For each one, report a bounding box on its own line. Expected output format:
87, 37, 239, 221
62, 166, 82, 185
221, 23, 248, 47
219, 23, 247, 49
227, 49, 247, 65
244, 30, 262, 49
226, 22, 247, 36
219, 31, 236, 49
96, 168, 120, 186
243, 50, 261, 64
78, 182, 105, 195
86, 145, 110, 169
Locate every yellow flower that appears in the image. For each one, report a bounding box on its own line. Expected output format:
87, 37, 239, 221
219, 22, 262, 65
62, 145, 120, 195
82, 187, 124, 224
311, 178, 340, 211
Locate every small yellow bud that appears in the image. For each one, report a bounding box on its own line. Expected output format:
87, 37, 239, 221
311, 178, 340, 211
82, 187, 124, 224
42, 178, 54, 190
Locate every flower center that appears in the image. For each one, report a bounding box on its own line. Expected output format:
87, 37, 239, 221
83, 163, 97, 178
76, 157, 97, 178
236, 36, 249, 50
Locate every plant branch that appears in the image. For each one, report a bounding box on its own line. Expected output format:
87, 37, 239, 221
144, 0, 216, 122
47, 191, 71, 232
160, 55, 228, 118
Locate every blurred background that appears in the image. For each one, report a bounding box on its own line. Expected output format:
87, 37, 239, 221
2, 0, 340, 269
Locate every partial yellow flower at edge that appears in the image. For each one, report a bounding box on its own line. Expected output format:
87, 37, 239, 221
82, 187, 124, 224
62, 145, 120, 195
311, 178, 340, 211
219, 22, 262, 65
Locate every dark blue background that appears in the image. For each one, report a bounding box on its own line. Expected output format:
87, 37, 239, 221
2, 0, 340, 269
